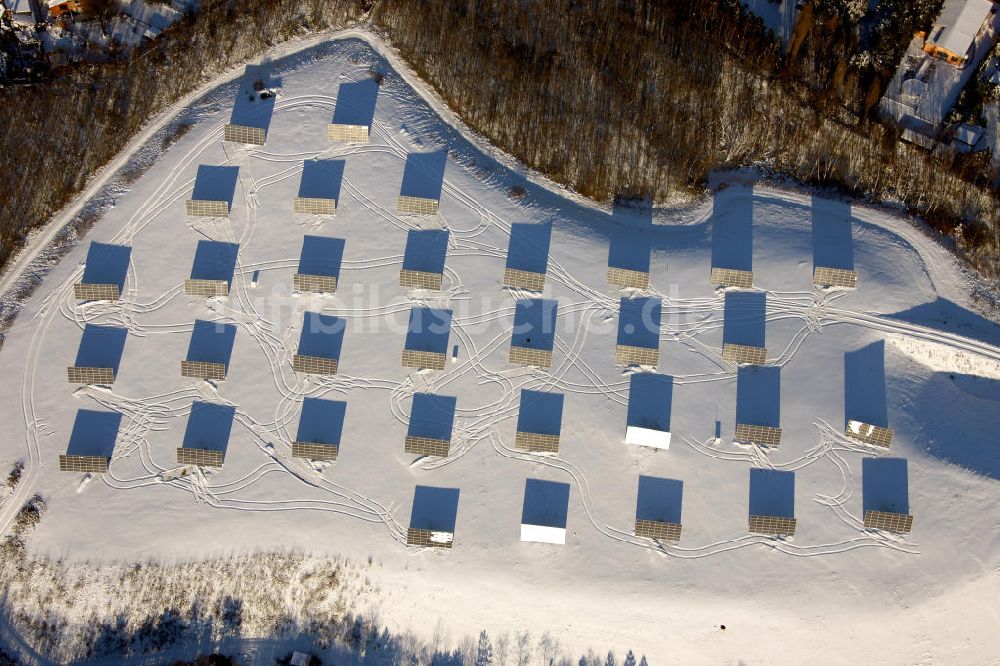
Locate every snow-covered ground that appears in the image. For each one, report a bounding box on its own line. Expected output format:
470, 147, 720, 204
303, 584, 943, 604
1, 31, 1000, 663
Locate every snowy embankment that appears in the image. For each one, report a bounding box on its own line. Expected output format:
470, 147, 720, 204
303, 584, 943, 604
0, 28, 999, 665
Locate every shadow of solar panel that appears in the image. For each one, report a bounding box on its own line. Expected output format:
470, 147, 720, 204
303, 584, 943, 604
181, 360, 227, 381
634, 519, 682, 541
863, 510, 913, 532
401, 349, 447, 370
514, 431, 560, 453
292, 354, 338, 376
185, 199, 230, 217
503, 267, 546, 291
184, 279, 230, 297
327, 123, 370, 143
814, 266, 858, 289
735, 423, 782, 446
749, 514, 797, 535
509, 345, 553, 368
293, 273, 338, 294
223, 123, 266, 146
396, 195, 439, 215
58, 454, 110, 473
67, 367, 116, 384
399, 269, 444, 290
404, 435, 451, 457
845, 421, 894, 447
176, 447, 224, 467
293, 197, 337, 215
607, 267, 650, 289
709, 267, 754, 288
406, 527, 454, 548
291, 441, 339, 461
74, 283, 120, 301
615, 344, 659, 366
722, 343, 767, 365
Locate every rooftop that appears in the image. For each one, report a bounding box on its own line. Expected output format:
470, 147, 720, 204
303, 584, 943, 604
927, 0, 995, 59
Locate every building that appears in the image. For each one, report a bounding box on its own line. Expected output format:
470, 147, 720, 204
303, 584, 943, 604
47, 0, 82, 18
923, 0, 997, 67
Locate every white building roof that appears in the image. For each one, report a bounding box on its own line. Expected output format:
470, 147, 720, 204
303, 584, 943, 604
928, 0, 995, 59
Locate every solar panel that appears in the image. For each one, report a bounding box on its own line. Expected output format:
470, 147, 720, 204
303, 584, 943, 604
509, 345, 554, 368
813, 266, 858, 289
176, 447, 224, 467
181, 360, 227, 381
292, 354, 338, 376
514, 431, 560, 453
748, 514, 797, 536
401, 349, 447, 371
184, 279, 230, 297
293, 273, 338, 294
607, 267, 651, 289
404, 435, 451, 457
615, 344, 659, 367
734, 423, 782, 447
845, 421, 894, 448
634, 519, 682, 541
58, 454, 110, 473
709, 267, 754, 289
722, 343, 767, 365
66, 366, 116, 385
74, 283, 120, 301
327, 123, 370, 143
399, 269, 444, 290
502, 267, 546, 292
406, 527, 454, 548
223, 123, 266, 146
293, 197, 337, 215
185, 199, 230, 217
291, 441, 339, 461
396, 195, 440, 215
863, 510, 913, 533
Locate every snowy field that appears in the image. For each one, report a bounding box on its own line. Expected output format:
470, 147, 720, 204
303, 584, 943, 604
1, 33, 999, 663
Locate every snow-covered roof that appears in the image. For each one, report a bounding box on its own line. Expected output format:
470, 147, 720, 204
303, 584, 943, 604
928, 0, 995, 59
954, 123, 984, 145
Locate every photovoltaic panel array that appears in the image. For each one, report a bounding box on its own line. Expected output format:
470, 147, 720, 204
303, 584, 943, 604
291, 441, 340, 461
401, 349, 447, 371
293, 273, 338, 294
73, 283, 120, 301
634, 519, 682, 541
502, 267, 546, 292
813, 266, 858, 289
181, 360, 227, 381
58, 454, 110, 473
406, 527, 454, 548
396, 195, 439, 215
722, 343, 767, 366
509, 345, 553, 368
863, 510, 913, 533
292, 354, 339, 376
607, 267, 650, 289
293, 197, 337, 215
223, 124, 266, 146
734, 423, 782, 447
709, 267, 754, 289
404, 435, 451, 457
184, 279, 230, 297
399, 269, 444, 290
176, 447, 224, 467
514, 431, 560, 453
66, 366, 116, 385
185, 199, 230, 218
845, 421, 894, 448
748, 514, 797, 536
615, 344, 659, 367
327, 123, 370, 143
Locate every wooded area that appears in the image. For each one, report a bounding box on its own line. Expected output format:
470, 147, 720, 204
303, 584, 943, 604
0, 0, 997, 279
